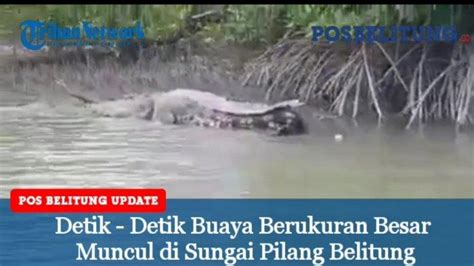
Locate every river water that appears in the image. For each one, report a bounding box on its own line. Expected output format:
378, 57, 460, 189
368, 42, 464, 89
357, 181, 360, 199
0, 82, 473, 199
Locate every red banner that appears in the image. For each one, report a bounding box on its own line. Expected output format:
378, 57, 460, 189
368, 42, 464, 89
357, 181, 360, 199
10, 188, 166, 213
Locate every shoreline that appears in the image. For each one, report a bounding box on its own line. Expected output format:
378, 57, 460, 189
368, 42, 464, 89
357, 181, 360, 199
0, 40, 472, 133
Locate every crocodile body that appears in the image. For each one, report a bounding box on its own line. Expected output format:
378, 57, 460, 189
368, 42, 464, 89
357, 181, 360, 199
83, 88, 306, 136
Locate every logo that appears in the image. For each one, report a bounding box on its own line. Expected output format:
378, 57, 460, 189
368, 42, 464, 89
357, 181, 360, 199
312, 25, 471, 44
20, 20, 146, 51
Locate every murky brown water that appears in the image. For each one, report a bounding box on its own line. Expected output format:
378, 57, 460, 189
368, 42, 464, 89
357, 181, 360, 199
0, 87, 472, 199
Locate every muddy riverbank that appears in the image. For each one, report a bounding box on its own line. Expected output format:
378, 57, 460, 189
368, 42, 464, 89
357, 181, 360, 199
0, 39, 473, 199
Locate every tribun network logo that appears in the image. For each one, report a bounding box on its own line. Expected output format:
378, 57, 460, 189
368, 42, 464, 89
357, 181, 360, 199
19, 20, 146, 51
312, 25, 472, 44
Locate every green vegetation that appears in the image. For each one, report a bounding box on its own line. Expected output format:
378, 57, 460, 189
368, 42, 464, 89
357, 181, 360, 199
0, 5, 471, 45
0, 5, 471, 128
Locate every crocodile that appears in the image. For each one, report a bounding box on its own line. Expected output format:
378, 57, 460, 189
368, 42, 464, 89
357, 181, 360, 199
68, 87, 306, 136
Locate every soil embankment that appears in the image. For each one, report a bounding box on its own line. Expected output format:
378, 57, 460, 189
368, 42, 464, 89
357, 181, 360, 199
1, 37, 472, 134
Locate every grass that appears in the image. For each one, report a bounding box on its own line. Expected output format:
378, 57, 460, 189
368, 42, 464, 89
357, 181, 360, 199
1, 5, 471, 128
0, 5, 471, 45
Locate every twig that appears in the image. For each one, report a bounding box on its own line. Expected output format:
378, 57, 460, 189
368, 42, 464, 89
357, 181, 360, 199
191, 10, 218, 20
406, 61, 463, 129
375, 44, 421, 87
352, 66, 364, 118
362, 44, 383, 122
374, 41, 409, 92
